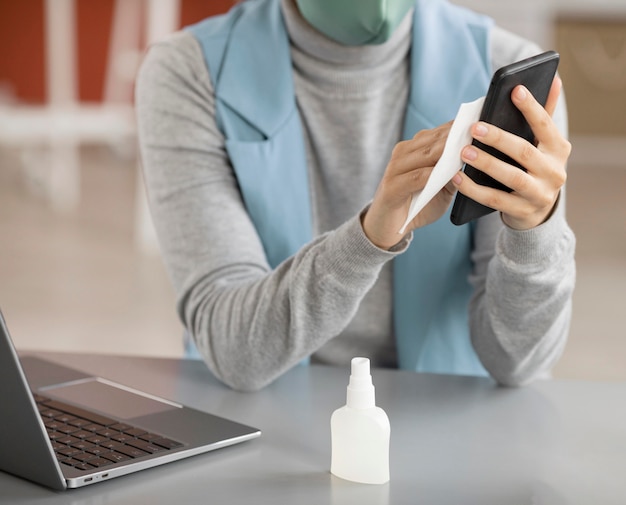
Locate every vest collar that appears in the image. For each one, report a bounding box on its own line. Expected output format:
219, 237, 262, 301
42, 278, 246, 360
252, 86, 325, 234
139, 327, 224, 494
405, 0, 492, 131
216, 0, 294, 138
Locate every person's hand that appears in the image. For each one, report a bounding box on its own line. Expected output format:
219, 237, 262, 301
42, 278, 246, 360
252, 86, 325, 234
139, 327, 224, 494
452, 76, 571, 230
362, 122, 458, 249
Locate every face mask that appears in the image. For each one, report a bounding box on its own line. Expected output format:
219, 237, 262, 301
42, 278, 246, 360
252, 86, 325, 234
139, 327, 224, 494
296, 0, 415, 46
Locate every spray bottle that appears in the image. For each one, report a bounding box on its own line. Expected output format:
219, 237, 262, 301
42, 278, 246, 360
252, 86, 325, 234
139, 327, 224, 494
330, 357, 390, 484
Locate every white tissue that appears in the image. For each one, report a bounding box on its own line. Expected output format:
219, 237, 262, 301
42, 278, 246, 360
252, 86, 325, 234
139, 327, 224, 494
398, 96, 485, 234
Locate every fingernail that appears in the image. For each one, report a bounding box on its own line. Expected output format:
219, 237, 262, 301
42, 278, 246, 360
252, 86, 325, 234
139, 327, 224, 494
452, 174, 462, 185
515, 86, 527, 101
462, 146, 478, 161
474, 123, 488, 137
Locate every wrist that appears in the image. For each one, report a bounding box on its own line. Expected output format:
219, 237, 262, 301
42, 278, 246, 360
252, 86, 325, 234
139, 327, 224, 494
502, 191, 562, 230
360, 206, 408, 251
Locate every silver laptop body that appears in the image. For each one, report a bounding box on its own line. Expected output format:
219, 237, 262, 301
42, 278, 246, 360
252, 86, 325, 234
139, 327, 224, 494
0, 310, 260, 490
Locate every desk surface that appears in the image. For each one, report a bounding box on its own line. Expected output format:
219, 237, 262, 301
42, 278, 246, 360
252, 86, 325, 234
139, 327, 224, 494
2, 352, 625, 505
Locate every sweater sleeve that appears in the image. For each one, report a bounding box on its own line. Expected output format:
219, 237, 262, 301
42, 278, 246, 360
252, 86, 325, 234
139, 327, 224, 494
469, 197, 576, 385
468, 27, 576, 385
135, 32, 404, 391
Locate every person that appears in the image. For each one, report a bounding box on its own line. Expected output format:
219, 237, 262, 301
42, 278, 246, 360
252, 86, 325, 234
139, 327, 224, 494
135, 0, 576, 391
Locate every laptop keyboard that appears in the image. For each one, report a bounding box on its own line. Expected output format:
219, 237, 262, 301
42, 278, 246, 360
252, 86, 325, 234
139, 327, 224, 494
34, 393, 184, 471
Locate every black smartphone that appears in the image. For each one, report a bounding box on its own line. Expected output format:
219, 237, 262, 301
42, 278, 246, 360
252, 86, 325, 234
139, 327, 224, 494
450, 50, 560, 226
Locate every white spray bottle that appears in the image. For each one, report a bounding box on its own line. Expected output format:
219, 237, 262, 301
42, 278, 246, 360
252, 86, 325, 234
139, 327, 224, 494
330, 357, 390, 484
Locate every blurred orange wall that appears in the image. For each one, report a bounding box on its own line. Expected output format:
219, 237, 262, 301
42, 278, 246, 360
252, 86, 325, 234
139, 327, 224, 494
0, 0, 234, 104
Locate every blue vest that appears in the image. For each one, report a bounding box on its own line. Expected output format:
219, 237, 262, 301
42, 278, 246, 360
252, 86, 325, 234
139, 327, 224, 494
186, 0, 493, 376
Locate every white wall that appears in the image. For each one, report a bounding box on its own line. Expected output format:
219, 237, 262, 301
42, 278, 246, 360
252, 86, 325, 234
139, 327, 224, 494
453, 0, 626, 49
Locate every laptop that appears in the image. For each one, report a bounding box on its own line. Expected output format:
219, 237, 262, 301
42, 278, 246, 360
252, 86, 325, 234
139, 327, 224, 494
0, 310, 261, 490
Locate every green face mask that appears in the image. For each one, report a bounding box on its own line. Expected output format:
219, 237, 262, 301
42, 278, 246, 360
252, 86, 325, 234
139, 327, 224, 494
296, 0, 415, 46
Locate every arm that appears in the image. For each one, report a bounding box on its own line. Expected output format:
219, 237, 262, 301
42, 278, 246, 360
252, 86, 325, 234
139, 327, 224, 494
469, 195, 575, 385
458, 81, 576, 385
442, 28, 576, 385
135, 33, 400, 391
360, 29, 575, 384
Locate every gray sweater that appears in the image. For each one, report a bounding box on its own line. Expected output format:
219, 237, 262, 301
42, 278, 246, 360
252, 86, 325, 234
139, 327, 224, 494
136, 0, 576, 391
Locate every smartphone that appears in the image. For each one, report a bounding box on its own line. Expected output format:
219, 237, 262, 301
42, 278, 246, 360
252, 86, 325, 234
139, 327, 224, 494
450, 50, 560, 226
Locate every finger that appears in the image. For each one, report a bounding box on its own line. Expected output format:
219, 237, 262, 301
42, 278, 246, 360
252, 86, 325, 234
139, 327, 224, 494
461, 144, 539, 198
511, 85, 563, 149
544, 76, 562, 117
468, 122, 547, 178
412, 120, 453, 142
385, 165, 435, 199
408, 121, 452, 156
391, 129, 449, 174
406, 134, 448, 168
452, 169, 522, 214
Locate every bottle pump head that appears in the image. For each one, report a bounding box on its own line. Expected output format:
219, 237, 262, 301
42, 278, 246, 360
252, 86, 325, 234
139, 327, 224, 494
346, 357, 375, 409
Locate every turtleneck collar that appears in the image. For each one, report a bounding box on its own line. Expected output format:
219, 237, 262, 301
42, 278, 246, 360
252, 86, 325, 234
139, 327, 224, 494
281, 0, 412, 96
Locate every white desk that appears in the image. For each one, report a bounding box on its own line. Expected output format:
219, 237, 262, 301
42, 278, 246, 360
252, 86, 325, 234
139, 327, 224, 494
2, 352, 625, 504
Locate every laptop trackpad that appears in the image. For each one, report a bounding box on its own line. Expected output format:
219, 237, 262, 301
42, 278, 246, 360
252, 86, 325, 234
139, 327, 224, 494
43, 378, 178, 420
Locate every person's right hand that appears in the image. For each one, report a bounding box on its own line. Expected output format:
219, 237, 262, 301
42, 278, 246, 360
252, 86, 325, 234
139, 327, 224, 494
362, 121, 456, 250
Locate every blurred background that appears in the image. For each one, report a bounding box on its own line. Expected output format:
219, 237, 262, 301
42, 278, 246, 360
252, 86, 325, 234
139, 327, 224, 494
0, 0, 624, 380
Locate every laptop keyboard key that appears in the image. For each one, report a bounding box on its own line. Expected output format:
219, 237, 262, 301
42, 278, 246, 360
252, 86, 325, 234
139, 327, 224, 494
44, 420, 63, 430
86, 446, 111, 457
123, 427, 147, 437
126, 439, 167, 454
40, 409, 63, 418
97, 440, 121, 450
111, 433, 134, 444
73, 452, 96, 463
86, 435, 107, 445
56, 424, 80, 435
70, 440, 96, 452
88, 457, 114, 468
138, 432, 161, 442
67, 418, 92, 429
110, 423, 133, 432
56, 435, 80, 446
152, 437, 184, 449
72, 430, 95, 440
47, 430, 64, 441
57, 446, 81, 457
102, 451, 131, 463
72, 462, 95, 471
113, 445, 149, 459
96, 428, 120, 438
54, 414, 77, 424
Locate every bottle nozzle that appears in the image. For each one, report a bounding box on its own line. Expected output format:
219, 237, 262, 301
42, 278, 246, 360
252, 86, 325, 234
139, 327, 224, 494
346, 357, 375, 409
351, 357, 370, 376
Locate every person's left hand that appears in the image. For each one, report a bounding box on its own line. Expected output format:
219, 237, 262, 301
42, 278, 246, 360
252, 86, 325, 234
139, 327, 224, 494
452, 76, 571, 230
